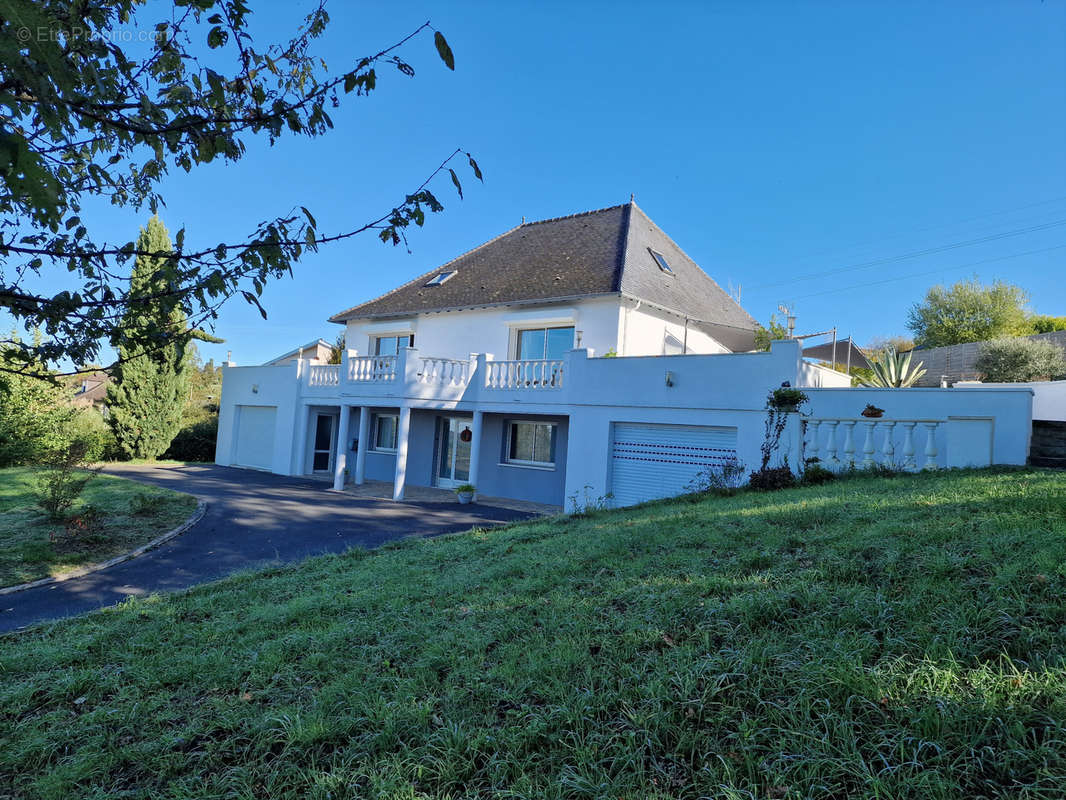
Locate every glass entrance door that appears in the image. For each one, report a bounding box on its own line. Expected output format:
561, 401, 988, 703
312, 413, 334, 473
436, 416, 472, 488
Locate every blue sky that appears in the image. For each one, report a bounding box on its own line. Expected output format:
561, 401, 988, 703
17, 0, 1066, 365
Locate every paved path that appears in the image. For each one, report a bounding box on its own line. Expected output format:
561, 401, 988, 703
0, 464, 534, 633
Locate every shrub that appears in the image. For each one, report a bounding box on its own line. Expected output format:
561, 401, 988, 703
35, 440, 102, 521
687, 458, 748, 496
129, 490, 167, 516
568, 484, 612, 515
163, 416, 218, 462
748, 466, 796, 491
767, 387, 808, 409
67, 409, 120, 462
0, 364, 119, 467
0, 370, 74, 467
801, 459, 835, 486
58, 505, 105, 546
1029, 314, 1066, 334
976, 336, 1066, 382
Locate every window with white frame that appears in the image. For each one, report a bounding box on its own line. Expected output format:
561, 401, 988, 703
504, 421, 556, 467
424, 271, 456, 286
649, 248, 674, 274
371, 413, 399, 451
372, 334, 413, 356
514, 326, 574, 360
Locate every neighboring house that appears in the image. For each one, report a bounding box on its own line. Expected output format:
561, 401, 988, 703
71, 371, 111, 415
263, 338, 334, 366
216, 202, 1034, 509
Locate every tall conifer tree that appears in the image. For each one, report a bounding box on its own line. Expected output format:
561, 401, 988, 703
107, 216, 189, 459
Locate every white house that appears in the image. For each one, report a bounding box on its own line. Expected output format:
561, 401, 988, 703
263, 338, 334, 366
216, 202, 1035, 509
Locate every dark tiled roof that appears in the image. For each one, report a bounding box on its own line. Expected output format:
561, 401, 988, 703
329, 202, 757, 349
621, 204, 757, 351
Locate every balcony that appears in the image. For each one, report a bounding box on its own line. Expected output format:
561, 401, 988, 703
298, 347, 567, 402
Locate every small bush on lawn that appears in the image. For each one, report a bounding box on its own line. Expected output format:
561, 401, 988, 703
34, 440, 102, 521
976, 335, 1066, 382
163, 416, 218, 462
801, 459, 835, 485
748, 465, 796, 491
57, 504, 105, 546
842, 462, 904, 479
129, 490, 168, 516
686, 457, 748, 496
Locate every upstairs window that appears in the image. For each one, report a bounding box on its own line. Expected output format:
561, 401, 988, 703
373, 334, 413, 356
516, 326, 574, 361
649, 248, 673, 274
424, 271, 456, 286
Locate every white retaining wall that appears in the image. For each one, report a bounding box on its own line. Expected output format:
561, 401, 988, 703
803, 386, 1033, 468
955, 380, 1066, 422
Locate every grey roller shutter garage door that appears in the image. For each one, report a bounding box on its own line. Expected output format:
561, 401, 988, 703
234, 405, 277, 471
610, 422, 738, 507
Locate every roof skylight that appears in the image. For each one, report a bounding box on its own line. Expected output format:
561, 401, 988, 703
649, 249, 673, 274
424, 270, 456, 286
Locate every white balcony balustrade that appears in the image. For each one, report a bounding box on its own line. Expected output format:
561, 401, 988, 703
307, 364, 340, 387
484, 359, 565, 390
804, 417, 941, 471
348, 355, 397, 383
418, 357, 470, 386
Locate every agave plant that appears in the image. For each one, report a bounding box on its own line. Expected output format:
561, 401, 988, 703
861, 348, 927, 388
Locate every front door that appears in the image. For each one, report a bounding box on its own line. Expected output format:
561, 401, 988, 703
311, 413, 335, 473
436, 416, 472, 488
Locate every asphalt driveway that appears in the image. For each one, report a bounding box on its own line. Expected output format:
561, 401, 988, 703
0, 463, 535, 633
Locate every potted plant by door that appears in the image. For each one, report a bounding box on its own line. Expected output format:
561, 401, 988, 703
455, 484, 476, 504
861, 404, 885, 418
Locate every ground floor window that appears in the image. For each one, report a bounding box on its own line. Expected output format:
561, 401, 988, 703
505, 420, 556, 467
372, 413, 399, 451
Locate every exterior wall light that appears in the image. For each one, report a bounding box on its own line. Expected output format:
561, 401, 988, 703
665, 371, 674, 387
252, 384, 259, 394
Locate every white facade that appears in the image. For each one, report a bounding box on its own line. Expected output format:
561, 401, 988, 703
344, 296, 729, 362
217, 337, 1035, 510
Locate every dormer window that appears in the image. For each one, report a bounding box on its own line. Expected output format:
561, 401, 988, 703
424, 270, 456, 286
649, 248, 673, 275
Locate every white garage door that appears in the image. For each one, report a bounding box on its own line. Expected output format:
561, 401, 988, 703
234, 405, 277, 471
610, 422, 738, 507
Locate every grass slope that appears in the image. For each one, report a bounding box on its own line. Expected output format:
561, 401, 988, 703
1, 468, 1065, 799
0, 468, 197, 587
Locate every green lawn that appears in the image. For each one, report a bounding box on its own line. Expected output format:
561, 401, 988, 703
0, 467, 197, 587
1, 468, 1064, 799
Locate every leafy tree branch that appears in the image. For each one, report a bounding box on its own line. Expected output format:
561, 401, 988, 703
0, 0, 480, 376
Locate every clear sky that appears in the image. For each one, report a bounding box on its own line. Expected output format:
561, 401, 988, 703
16, 0, 1066, 366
